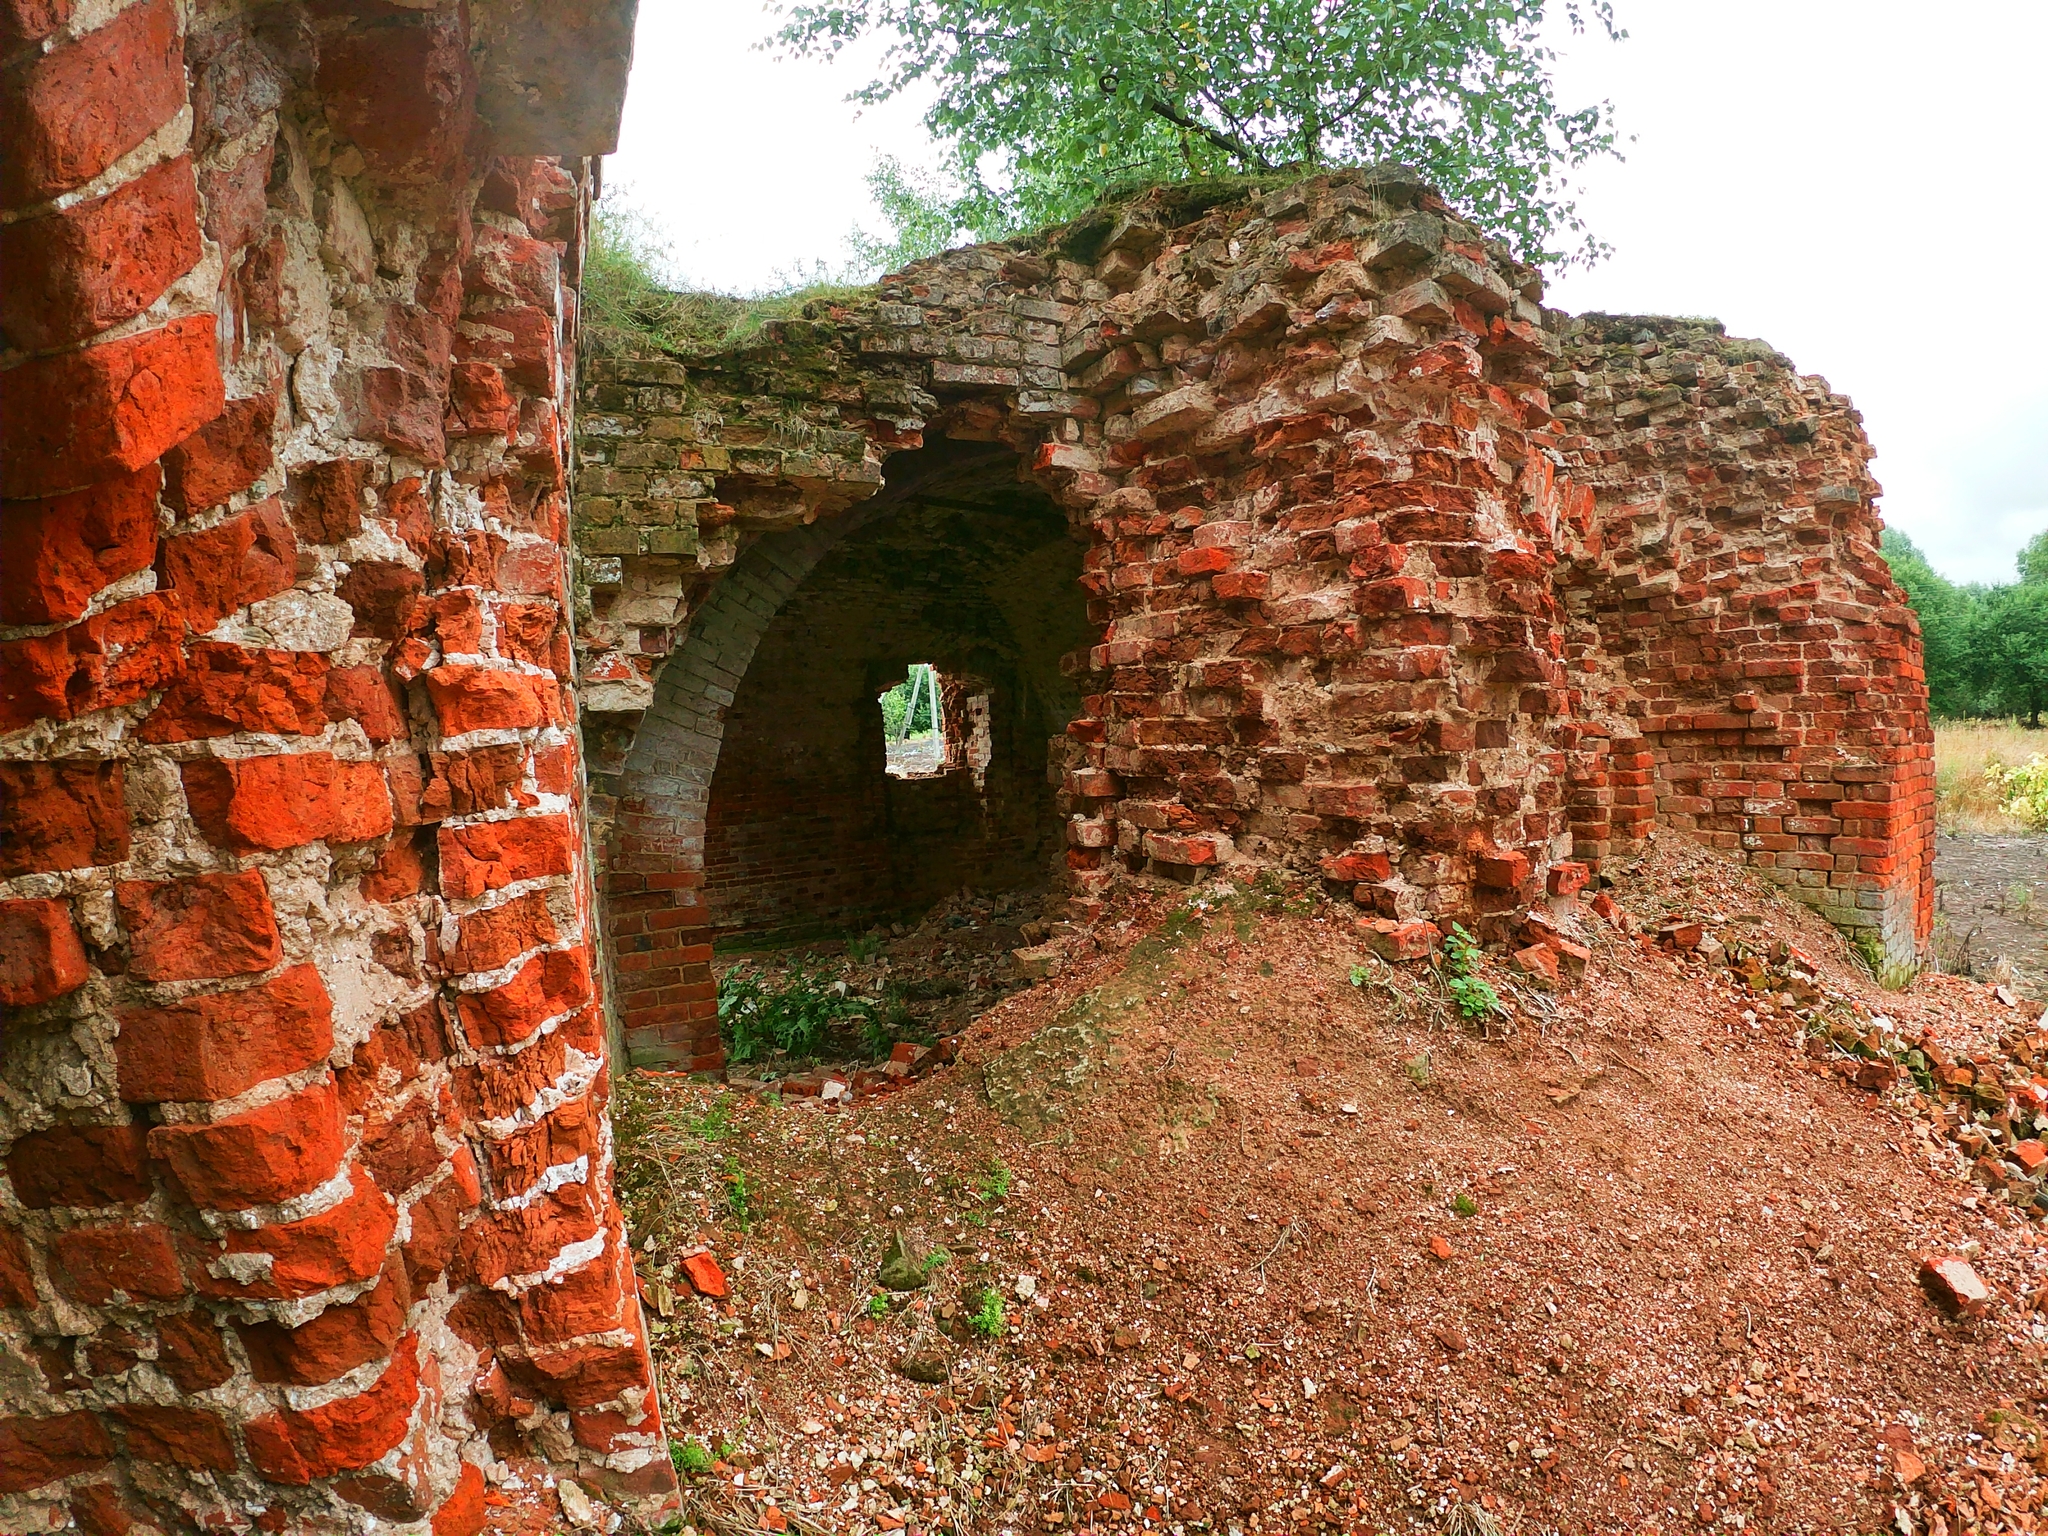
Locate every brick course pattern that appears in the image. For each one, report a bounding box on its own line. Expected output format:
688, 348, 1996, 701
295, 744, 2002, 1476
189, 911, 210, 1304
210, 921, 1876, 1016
0, 4, 670, 1533
573, 172, 1934, 1069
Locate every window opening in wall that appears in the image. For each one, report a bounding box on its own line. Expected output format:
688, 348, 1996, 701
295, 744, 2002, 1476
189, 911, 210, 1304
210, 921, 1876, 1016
881, 663, 945, 778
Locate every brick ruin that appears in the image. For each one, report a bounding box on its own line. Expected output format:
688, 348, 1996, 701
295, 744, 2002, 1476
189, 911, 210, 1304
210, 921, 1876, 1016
0, 1, 677, 1532
0, 11, 1935, 1531
574, 173, 1936, 1072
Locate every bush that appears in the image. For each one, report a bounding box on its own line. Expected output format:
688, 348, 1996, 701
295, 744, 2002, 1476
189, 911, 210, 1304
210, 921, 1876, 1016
1990, 756, 2048, 831
717, 962, 878, 1062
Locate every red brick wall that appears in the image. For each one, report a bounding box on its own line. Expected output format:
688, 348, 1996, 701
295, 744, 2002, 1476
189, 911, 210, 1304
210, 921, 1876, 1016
574, 172, 1935, 1070
1547, 316, 1936, 955
0, 4, 669, 1530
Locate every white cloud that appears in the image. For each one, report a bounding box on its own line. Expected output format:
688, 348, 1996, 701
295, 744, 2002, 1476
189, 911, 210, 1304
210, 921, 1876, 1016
605, 0, 2048, 585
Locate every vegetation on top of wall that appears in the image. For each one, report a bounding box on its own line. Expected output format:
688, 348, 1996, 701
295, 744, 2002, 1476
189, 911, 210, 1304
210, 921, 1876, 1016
1884, 528, 2048, 727
582, 200, 878, 358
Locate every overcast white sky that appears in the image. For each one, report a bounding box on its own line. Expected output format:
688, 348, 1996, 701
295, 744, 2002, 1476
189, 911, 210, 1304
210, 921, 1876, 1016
606, 1, 2047, 587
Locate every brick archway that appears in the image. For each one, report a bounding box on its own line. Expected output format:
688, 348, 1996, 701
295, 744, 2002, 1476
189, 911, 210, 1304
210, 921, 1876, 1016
596, 443, 1080, 1069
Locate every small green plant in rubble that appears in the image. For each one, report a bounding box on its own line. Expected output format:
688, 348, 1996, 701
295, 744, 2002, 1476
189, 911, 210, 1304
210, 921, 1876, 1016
671, 1439, 712, 1475
978, 1158, 1014, 1203
723, 1156, 755, 1229
968, 1288, 1007, 1339
1440, 922, 1503, 1021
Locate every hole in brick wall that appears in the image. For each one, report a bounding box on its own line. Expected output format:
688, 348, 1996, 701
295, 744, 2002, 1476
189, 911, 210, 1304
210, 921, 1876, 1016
881, 663, 945, 779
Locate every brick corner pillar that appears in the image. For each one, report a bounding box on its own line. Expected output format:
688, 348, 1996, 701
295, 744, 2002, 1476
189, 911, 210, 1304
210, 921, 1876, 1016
0, 2, 675, 1531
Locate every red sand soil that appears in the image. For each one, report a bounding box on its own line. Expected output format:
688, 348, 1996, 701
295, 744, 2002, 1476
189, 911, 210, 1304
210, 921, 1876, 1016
496, 830, 2048, 1536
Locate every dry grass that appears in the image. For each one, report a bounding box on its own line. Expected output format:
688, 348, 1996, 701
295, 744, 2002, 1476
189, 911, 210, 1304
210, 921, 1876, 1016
1935, 718, 2048, 832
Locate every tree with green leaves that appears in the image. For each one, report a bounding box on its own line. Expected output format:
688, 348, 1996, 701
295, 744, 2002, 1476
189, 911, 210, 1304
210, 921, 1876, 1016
774, 0, 1624, 267
1882, 529, 1979, 717
847, 156, 970, 274
1970, 582, 2048, 729
2020, 529, 2048, 587
1883, 527, 2048, 724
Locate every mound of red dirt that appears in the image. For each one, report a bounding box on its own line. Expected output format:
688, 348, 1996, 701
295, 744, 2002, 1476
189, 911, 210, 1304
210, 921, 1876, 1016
502, 830, 2048, 1536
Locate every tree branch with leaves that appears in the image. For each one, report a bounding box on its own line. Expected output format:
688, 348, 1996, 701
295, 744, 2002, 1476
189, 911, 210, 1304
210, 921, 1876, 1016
772, 0, 1624, 266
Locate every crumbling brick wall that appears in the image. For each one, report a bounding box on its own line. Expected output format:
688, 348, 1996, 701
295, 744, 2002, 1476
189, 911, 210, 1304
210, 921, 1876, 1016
1545, 316, 1934, 957
574, 171, 1935, 1070
0, 3, 671, 1532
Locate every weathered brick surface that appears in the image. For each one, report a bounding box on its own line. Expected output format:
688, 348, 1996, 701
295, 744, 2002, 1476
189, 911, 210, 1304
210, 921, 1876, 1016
0, 466, 162, 625
0, 897, 89, 1005
114, 963, 333, 1103
574, 170, 1933, 1069
115, 869, 282, 981
0, 759, 128, 875
0, 155, 203, 351
0, 4, 667, 1529
5, 1124, 151, 1209
0, 315, 224, 500
0, 0, 186, 206
160, 390, 275, 516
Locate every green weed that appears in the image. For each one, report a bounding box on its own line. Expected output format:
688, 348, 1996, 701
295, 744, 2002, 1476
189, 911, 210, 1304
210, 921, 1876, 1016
1850, 930, 1921, 992
582, 201, 877, 358
723, 1157, 755, 1229
718, 961, 878, 1062
978, 1159, 1014, 1203
1440, 923, 1503, 1022
968, 1289, 1007, 1339
868, 1293, 890, 1319
1452, 1192, 1478, 1218
671, 1439, 713, 1475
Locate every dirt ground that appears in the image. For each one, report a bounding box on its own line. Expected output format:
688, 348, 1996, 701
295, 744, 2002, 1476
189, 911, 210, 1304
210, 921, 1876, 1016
496, 832, 2048, 1536
1936, 833, 2048, 994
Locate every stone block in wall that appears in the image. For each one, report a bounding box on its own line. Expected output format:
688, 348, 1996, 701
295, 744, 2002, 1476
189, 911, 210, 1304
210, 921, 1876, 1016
0, 0, 187, 205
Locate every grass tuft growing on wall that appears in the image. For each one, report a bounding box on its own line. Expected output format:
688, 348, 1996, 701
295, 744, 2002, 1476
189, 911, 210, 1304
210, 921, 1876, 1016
582, 201, 875, 358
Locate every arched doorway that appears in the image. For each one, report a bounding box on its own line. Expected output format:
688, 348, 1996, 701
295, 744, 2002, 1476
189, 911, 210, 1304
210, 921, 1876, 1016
600, 441, 1093, 1067
702, 446, 1091, 941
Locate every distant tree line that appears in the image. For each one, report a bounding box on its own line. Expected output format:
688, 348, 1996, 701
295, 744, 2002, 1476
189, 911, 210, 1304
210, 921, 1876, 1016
1884, 529, 2048, 726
